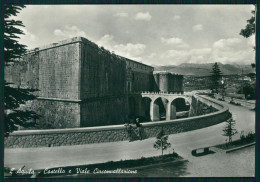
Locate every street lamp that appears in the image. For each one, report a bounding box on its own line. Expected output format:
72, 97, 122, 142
221, 79, 226, 100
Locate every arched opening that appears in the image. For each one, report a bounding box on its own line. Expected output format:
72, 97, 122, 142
141, 97, 152, 121
171, 97, 191, 119
153, 97, 169, 121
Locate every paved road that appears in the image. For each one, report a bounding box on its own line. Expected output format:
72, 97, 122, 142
215, 94, 255, 110
184, 145, 255, 177
4, 97, 255, 176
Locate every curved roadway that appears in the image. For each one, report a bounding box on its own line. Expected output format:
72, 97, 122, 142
4, 96, 255, 177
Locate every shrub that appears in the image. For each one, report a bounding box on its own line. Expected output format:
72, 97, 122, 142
229, 100, 241, 106
240, 131, 255, 143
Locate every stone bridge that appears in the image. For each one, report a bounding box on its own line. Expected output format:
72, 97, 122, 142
140, 91, 193, 121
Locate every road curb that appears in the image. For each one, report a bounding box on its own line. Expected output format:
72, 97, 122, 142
226, 142, 255, 153
127, 159, 188, 170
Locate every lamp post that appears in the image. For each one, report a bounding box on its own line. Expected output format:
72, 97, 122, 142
221, 79, 226, 100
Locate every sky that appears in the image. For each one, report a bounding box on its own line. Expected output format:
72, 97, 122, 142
14, 5, 255, 66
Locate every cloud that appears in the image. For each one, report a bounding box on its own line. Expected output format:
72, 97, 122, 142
189, 48, 212, 63
190, 48, 212, 55
53, 26, 87, 38
213, 37, 242, 50
159, 48, 213, 64
173, 15, 180, 21
247, 35, 255, 47
161, 50, 190, 62
192, 24, 204, 32
99, 34, 114, 42
18, 28, 38, 49
96, 34, 146, 61
161, 48, 211, 64
135, 12, 152, 21
114, 12, 128, 17
159, 37, 254, 65
161, 36, 189, 48
211, 38, 254, 64
16, 5, 254, 66
211, 49, 254, 64
97, 34, 115, 48
114, 43, 146, 57
53, 29, 64, 36
148, 53, 156, 59
20, 28, 37, 42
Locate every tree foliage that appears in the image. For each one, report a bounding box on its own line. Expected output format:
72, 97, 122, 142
237, 82, 255, 100
4, 5, 27, 65
251, 63, 256, 69
4, 5, 39, 137
240, 10, 255, 39
153, 128, 171, 155
240, 8, 256, 69
222, 118, 238, 144
210, 62, 222, 94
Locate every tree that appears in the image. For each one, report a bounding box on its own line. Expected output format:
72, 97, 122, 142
210, 62, 222, 94
222, 118, 238, 145
153, 128, 171, 155
4, 5, 39, 137
242, 83, 255, 100
240, 9, 255, 39
240, 8, 256, 70
240, 8, 256, 110
251, 63, 256, 70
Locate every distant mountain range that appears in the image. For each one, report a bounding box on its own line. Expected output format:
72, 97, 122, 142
154, 63, 254, 76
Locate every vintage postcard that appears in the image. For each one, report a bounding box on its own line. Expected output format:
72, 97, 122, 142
3, 4, 256, 178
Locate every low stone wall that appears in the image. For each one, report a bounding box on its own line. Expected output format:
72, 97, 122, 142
4, 94, 231, 148
4, 126, 128, 148
189, 95, 218, 117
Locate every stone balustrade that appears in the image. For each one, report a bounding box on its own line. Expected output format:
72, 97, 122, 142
140, 91, 184, 95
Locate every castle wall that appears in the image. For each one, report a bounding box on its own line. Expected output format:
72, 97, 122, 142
124, 58, 154, 93
5, 53, 39, 91
123, 58, 155, 119
5, 41, 81, 99
80, 97, 127, 127
32, 100, 80, 129
159, 73, 169, 92
79, 39, 128, 126
80, 40, 126, 99
5, 37, 185, 129
153, 73, 184, 93
153, 73, 160, 91
5, 39, 82, 129
38, 43, 80, 100
130, 71, 153, 92
189, 95, 218, 117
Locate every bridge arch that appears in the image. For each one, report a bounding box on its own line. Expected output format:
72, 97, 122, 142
140, 92, 192, 121
141, 97, 152, 121
172, 96, 191, 103
152, 97, 169, 121
170, 97, 191, 119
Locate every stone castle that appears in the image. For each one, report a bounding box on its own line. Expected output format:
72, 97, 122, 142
5, 37, 184, 129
